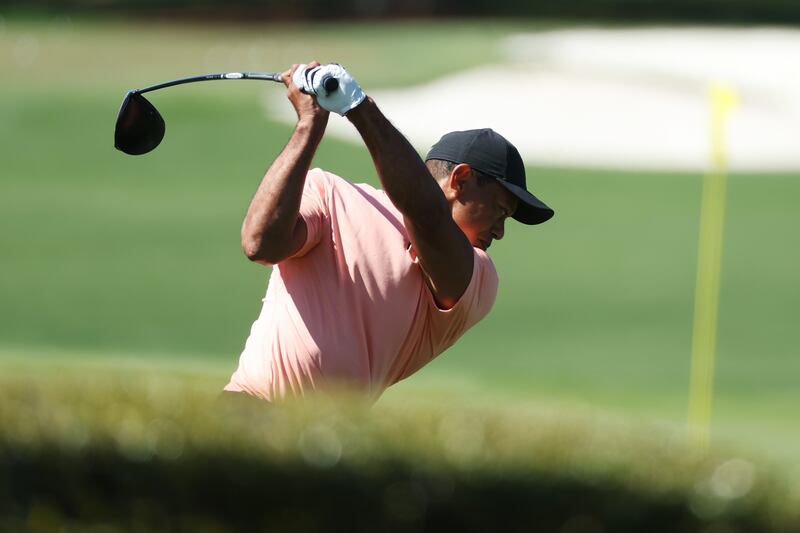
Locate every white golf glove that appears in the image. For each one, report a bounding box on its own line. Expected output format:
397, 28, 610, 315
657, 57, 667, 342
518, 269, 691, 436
292, 63, 366, 116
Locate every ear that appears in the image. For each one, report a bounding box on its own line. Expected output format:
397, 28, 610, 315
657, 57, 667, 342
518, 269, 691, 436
447, 163, 474, 199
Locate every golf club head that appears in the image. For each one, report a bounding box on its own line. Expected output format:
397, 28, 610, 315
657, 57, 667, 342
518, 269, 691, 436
114, 91, 165, 155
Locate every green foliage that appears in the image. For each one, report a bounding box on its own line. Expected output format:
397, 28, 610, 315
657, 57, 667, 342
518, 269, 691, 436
0, 17, 518, 91
1, 16, 799, 492
5, 0, 800, 24
1, 367, 799, 532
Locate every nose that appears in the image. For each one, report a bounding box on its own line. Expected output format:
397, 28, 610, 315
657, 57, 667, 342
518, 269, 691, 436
491, 218, 506, 241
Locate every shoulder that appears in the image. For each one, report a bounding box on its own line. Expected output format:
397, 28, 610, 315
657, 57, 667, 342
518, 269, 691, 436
420, 246, 499, 353
426, 247, 498, 318
474, 248, 499, 286
309, 168, 382, 194
310, 168, 399, 216
470, 247, 499, 309
302, 168, 355, 208
305, 167, 336, 190
307, 167, 357, 189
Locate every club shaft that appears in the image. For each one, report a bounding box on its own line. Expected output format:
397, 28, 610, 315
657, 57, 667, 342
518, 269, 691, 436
136, 72, 283, 94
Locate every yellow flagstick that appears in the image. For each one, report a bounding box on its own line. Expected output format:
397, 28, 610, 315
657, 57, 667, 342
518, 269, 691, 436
688, 82, 739, 454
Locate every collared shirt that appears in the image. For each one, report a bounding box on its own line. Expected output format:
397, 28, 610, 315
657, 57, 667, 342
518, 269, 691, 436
225, 168, 498, 401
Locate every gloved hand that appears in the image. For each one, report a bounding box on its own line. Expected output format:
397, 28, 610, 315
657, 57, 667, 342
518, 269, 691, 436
292, 63, 366, 116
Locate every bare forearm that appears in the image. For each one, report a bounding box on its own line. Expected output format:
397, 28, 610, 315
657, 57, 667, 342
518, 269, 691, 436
347, 98, 448, 222
241, 118, 325, 260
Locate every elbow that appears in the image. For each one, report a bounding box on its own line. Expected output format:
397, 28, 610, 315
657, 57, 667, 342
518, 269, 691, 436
241, 236, 265, 263
241, 215, 303, 265
241, 238, 262, 262
241, 235, 281, 265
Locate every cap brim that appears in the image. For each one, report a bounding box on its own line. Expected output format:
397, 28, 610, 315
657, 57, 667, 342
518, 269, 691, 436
497, 180, 554, 225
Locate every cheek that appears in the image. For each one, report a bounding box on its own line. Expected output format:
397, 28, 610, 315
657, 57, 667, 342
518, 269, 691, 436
453, 195, 497, 235
451, 205, 479, 238
470, 203, 497, 227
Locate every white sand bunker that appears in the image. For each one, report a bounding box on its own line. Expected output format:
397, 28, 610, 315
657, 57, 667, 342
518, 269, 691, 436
265, 27, 800, 172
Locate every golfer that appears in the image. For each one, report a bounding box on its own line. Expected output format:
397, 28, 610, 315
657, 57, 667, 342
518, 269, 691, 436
224, 62, 553, 401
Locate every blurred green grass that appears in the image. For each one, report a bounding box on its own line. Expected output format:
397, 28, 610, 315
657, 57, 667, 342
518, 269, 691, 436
0, 16, 537, 92
1, 16, 799, 480
2, 365, 799, 532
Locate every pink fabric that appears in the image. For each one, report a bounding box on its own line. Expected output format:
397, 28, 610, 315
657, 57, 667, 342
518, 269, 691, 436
225, 169, 498, 401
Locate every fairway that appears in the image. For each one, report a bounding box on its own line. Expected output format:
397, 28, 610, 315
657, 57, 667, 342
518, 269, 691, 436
1, 15, 799, 484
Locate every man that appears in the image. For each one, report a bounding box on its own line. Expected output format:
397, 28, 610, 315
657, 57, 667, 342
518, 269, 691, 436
224, 62, 553, 402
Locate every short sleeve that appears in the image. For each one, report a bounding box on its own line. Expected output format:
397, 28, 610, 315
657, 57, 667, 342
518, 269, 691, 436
290, 168, 329, 260
425, 247, 499, 351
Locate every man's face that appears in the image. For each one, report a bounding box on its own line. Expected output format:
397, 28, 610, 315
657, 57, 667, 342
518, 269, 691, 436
447, 167, 519, 251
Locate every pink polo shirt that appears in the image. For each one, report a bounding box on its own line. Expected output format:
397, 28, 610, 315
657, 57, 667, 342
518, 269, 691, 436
224, 168, 498, 401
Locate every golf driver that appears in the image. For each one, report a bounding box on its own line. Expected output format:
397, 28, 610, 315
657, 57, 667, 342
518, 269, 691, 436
114, 71, 339, 156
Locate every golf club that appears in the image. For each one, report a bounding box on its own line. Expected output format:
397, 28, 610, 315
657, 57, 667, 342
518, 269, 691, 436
114, 71, 337, 156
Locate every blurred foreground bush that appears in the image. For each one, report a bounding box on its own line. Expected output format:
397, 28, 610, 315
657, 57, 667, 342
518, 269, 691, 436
4, 0, 800, 24
1, 370, 799, 533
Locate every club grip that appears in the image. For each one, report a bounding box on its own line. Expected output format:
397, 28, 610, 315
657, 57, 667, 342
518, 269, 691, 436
321, 75, 339, 95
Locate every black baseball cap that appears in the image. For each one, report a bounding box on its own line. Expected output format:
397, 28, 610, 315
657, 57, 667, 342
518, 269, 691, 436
425, 128, 554, 225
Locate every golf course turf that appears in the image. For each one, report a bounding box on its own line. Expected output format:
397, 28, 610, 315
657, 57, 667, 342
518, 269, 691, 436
1, 15, 799, 530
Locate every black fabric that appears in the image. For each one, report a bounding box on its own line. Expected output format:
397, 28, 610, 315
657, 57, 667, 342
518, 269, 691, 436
426, 129, 554, 225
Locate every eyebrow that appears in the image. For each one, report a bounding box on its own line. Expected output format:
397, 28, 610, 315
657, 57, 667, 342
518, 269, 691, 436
498, 195, 517, 215
497, 200, 513, 217
489, 176, 517, 214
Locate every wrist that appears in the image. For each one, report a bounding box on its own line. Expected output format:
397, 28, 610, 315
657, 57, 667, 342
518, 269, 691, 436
296, 113, 328, 135
346, 96, 373, 124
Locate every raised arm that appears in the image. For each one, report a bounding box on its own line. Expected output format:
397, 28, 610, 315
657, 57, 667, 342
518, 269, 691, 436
241, 64, 329, 265
347, 98, 474, 309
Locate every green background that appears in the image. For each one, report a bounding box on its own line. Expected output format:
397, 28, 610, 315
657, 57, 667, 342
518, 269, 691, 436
1, 17, 798, 478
